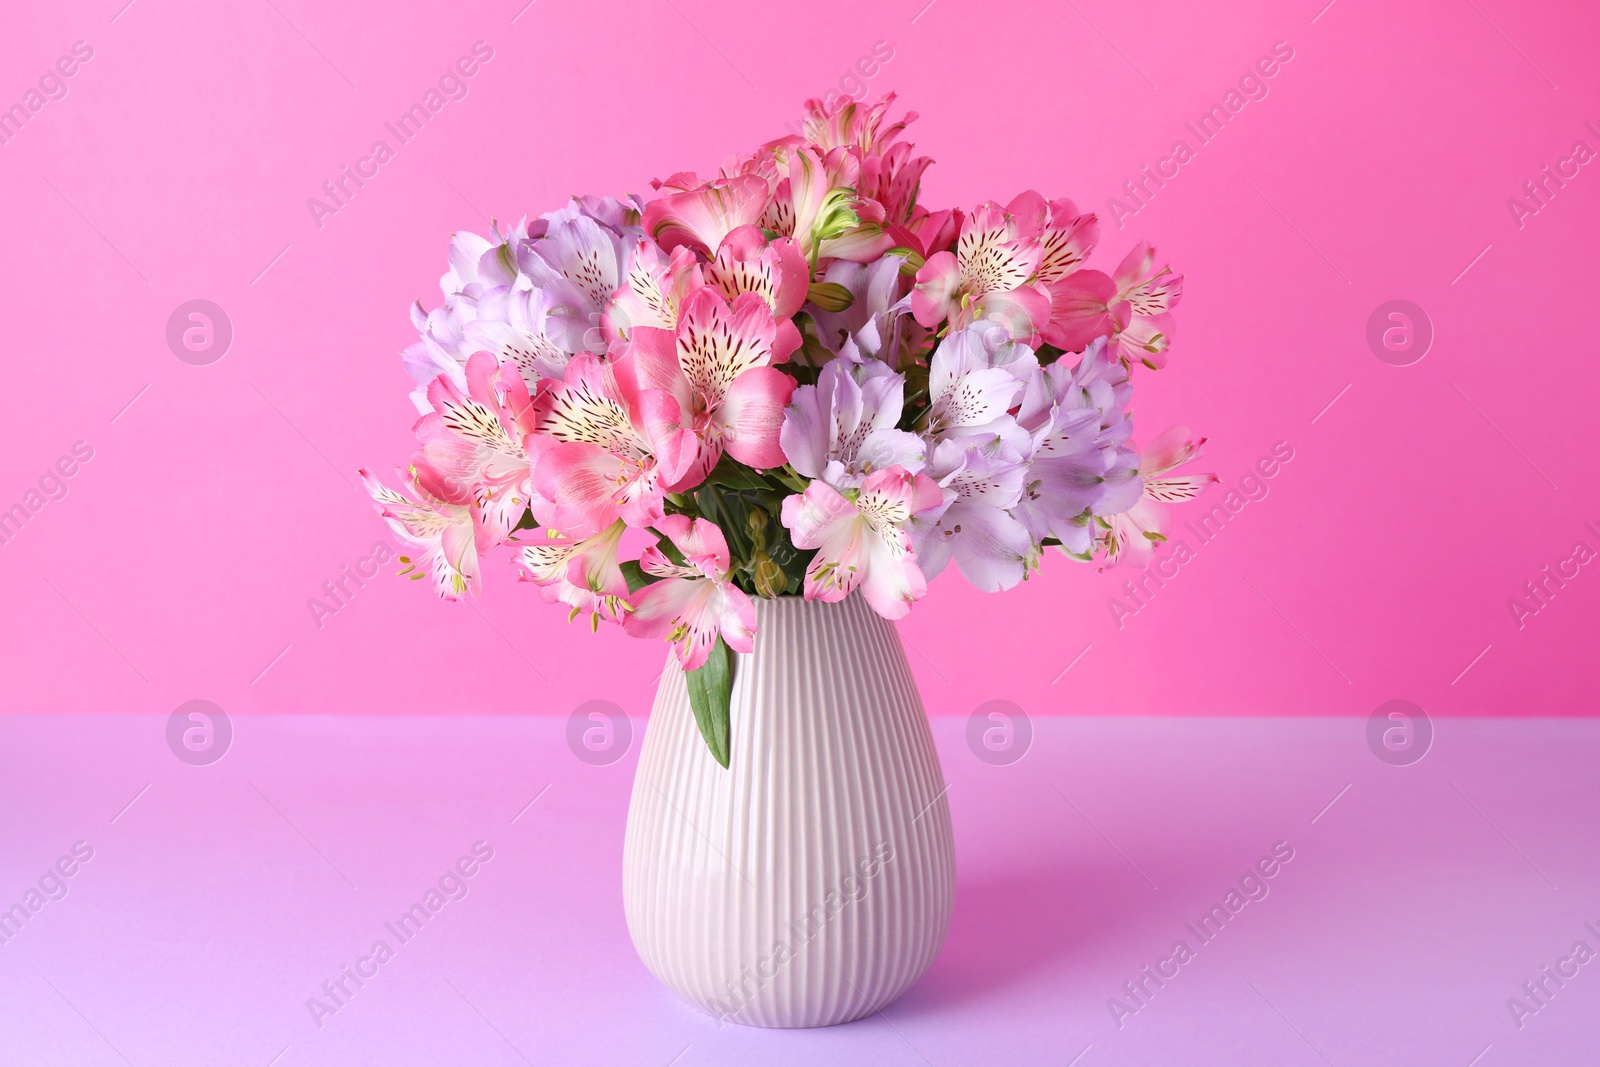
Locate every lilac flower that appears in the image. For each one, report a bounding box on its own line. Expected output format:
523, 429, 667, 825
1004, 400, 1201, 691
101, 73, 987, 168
569, 193, 646, 232
1012, 337, 1141, 557
911, 434, 1035, 591
809, 253, 919, 364
779, 358, 925, 488
403, 220, 533, 410
924, 322, 1036, 446
404, 199, 645, 412
459, 282, 574, 386
518, 204, 632, 355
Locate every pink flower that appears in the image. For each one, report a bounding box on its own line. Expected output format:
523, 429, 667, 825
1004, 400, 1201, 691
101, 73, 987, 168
745, 145, 892, 264
1003, 192, 1111, 353
903, 205, 960, 260
622, 287, 796, 493
526, 354, 666, 538
781, 466, 944, 620
800, 92, 915, 157
516, 519, 630, 623
641, 174, 770, 258
411, 352, 538, 549
799, 92, 933, 225
622, 515, 756, 670
603, 239, 705, 340
1039, 270, 1120, 353
704, 225, 808, 360
360, 467, 480, 601
1106, 242, 1183, 367
1102, 427, 1216, 564
911, 202, 1049, 341
1043, 241, 1183, 363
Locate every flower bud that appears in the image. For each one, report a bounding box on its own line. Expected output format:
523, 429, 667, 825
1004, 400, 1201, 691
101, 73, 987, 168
753, 555, 786, 599
806, 281, 855, 312
746, 506, 769, 549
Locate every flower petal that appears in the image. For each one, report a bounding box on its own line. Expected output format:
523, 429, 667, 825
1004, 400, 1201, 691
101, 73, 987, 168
1139, 426, 1206, 476
1042, 270, 1118, 352
911, 250, 961, 326
719, 365, 796, 470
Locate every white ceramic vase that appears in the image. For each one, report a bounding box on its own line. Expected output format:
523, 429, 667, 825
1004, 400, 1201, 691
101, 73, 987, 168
622, 593, 956, 1028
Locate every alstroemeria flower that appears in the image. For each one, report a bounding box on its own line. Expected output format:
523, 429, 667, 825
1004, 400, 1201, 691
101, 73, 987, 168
912, 435, 1035, 592
412, 352, 538, 548
361, 466, 480, 601
924, 322, 1037, 444
570, 193, 646, 232
641, 174, 770, 258
809, 252, 919, 364
1043, 242, 1183, 364
1004, 192, 1111, 354
623, 287, 796, 492
516, 520, 630, 623
1038, 270, 1121, 354
402, 220, 534, 410
758, 145, 893, 264
781, 466, 944, 619
705, 226, 808, 359
801, 92, 914, 156
622, 515, 756, 670
1102, 426, 1216, 565
518, 206, 633, 356
460, 281, 576, 389
911, 202, 1049, 340
1012, 339, 1141, 556
780, 357, 924, 488
526, 354, 665, 538
1107, 242, 1182, 367
405, 203, 650, 411
1009, 191, 1100, 285
604, 239, 705, 341
799, 93, 933, 226
438, 220, 533, 301
903, 205, 960, 260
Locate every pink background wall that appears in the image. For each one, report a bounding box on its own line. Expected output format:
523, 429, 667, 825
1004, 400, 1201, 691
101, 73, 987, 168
2, 0, 1596, 718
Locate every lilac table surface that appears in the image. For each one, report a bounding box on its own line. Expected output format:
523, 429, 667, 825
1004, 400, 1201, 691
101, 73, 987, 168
3, 714, 1597, 1066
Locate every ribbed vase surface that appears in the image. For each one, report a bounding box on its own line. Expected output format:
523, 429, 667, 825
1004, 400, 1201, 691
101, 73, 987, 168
622, 593, 956, 1028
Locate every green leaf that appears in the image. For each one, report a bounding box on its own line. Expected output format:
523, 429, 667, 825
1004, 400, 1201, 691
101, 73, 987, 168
619, 560, 660, 594
763, 515, 815, 596
685, 637, 733, 768
704, 453, 778, 492
696, 486, 760, 570
695, 485, 721, 525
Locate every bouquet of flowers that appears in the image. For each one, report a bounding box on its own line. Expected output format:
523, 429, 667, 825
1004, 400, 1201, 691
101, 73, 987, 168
362, 93, 1212, 765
